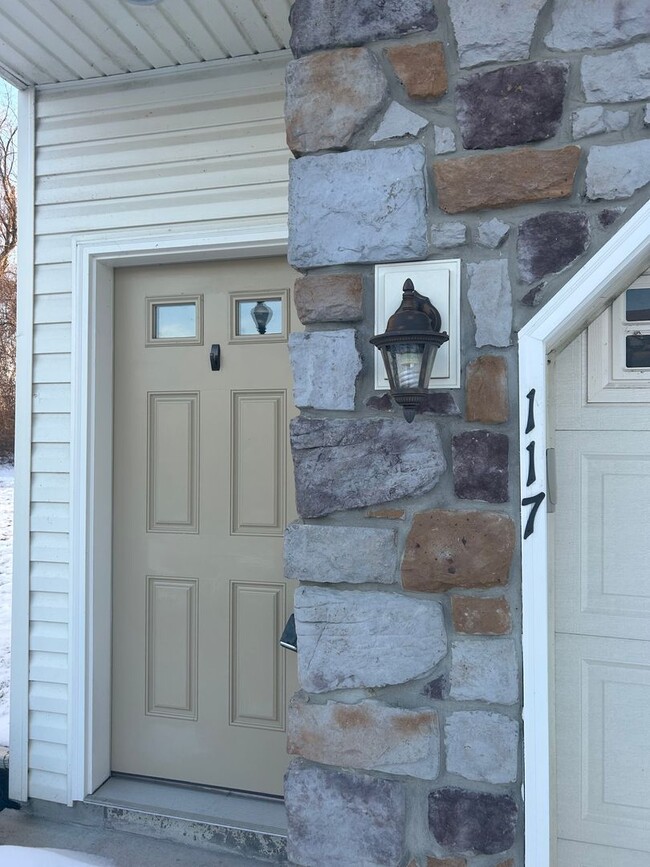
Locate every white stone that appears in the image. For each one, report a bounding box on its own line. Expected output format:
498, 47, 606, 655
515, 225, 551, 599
370, 101, 428, 142
294, 586, 447, 693
477, 218, 510, 249
431, 221, 466, 248
289, 330, 361, 410
288, 697, 440, 778
288, 145, 428, 268
284, 523, 398, 584
449, 638, 518, 704
445, 711, 519, 784
448, 0, 546, 68
467, 260, 512, 348
582, 44, 650, 103
434, 126, 456, 154
546, 0, 650, 51
572, 106, 629, 139
586, 140, 650, 200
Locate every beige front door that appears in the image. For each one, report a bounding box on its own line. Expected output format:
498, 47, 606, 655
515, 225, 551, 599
552, 327, 650, 863
111, 257, 299, 796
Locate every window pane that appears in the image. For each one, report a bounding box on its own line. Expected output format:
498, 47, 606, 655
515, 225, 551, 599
154, 303, 197, 339
625, 288, 650, 322
626, 334, 650, 368
236, 298, 283, 336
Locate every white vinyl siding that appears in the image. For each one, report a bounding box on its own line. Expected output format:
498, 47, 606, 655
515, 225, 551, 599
25, 55, 290, 803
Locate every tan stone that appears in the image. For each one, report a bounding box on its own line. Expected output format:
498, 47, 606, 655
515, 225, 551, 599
497, 860, 515, 867
426, 857, 467, 867
386, 42, 448, 100
466, 355, 508, 424
434, 146, 580, 214
451, 595, 512, 634
402, 510, 515, 593
294, 274, 363, 324
367, 507, 406, 520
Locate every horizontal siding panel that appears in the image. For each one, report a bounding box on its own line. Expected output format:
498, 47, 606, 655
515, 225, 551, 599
32, 443, 70, 474
32, 414, 70, 443
30, 532, 70, 564
37, 117, 286, 176
30, 594, 69, 627
29, 711, 68, 746
31, 472, 69, 503
36, 151, 288, 206
30, 621, 68, 654
35, 182, 288, 235
31, 563, 69, 594
34, 293, 72, 324
29, 651, 68, 684
32, 383, 71, 414
34, 263, 70, 295
29, 682, 67, 715
33, 354, 72, 385
28, 769, 67, 803
31, 503, 70, 534
29, 741, 67, 774
34, 323, 71, 355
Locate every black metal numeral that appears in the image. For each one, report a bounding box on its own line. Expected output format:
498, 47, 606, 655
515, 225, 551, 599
526, 441, 536, 486
525, 388, 536, 434
521, 492, 546, 539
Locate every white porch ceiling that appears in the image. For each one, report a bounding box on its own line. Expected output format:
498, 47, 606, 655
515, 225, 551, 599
0, 0, 292, 89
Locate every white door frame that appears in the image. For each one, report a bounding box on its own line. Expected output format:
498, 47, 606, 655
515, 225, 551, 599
67, 222, 288, 802
519, 199, 650, 865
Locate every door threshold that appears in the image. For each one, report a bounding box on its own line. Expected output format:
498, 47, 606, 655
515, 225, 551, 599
85, 775, 287, 862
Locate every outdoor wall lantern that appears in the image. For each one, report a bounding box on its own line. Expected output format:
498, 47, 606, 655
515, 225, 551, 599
370, 278, 449, 423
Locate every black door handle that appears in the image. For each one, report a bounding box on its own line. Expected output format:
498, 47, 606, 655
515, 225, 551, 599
210, 344, 220, 371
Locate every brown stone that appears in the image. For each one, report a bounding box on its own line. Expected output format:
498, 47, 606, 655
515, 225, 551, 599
367, 507, 406, 520
426, 857, 467, 867
386, 42, 448, 100
402, 509, 515, 593
497, 861, 515, 867
451, 596, 512, 634
434, 146, 580, 214
294, 274, 363, 324
466, 356, 508, 424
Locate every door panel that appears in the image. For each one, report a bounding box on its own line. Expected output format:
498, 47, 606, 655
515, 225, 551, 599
112, 257, 299, 796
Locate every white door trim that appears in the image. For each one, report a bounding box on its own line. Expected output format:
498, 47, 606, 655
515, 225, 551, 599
519, 199, 650, 866
69, 221, 288, 802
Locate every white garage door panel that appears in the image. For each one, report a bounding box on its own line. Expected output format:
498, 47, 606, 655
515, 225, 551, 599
558, 839, 650, 867
556, 633, 650, 852
554, 430, 650, 641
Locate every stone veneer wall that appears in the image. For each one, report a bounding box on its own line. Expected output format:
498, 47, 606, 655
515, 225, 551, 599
281, 2, 650, 865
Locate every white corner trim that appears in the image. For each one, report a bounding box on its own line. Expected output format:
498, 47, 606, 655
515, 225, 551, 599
68, 221, 288, 802
9, 87, 35, 803
520, 198, 650, 867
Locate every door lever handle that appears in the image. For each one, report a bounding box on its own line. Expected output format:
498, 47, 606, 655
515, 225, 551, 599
209, 344, 221, 371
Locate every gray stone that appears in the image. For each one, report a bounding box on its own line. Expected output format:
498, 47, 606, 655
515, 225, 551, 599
366, 393, 393, 411
448, 0, 546, 68
286, 761, 406, 867
582, 44, 650, 103
290, 416, 446, 518
457, 62, 568, 150
572, 106, 630, 139
288, 145, 428, 268
422, 676, 447, 700
429, 788, 518, 856
467, 260, 512, 348
434, 126, 456, 155
449, 638, 518, 704
289, 0, 438, 58
645, 104, 650, 126
598, 207, 626, 228
452, 430, 509, 504
284, 523, 398, 584
416, 392, 461, 416
445, 712, 519, 784
294, 586, 447, 692
288, 330, 360, 411
431, 222, 467, 249
546, 0, 650, 51
586, 141, 650, 200
370, 101, 428, 142
286, 49, 389, 155
477, 219, 510, 249
517, 211, 590, 283
288, 697, 440, 778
